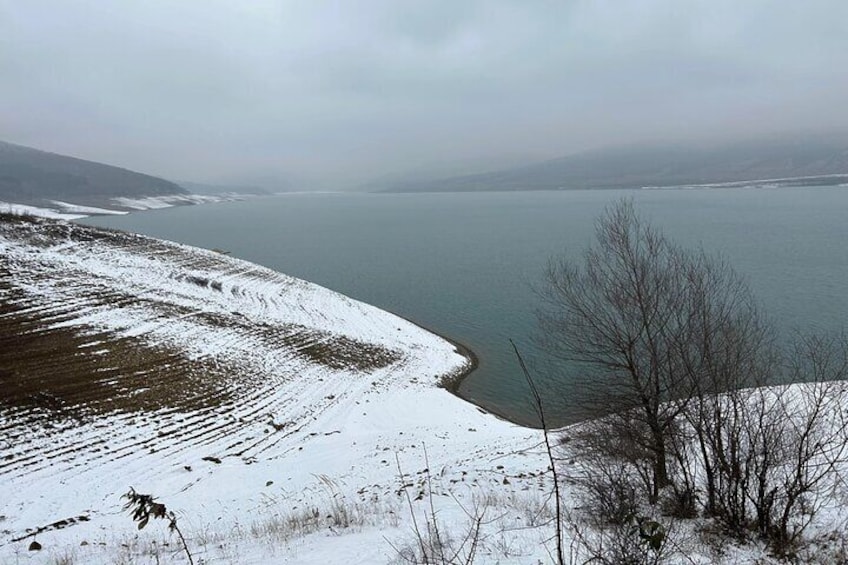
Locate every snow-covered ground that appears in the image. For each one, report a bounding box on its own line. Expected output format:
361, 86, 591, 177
0, 192, 246, 222
0, 201, 88, 220
109, 193, 244, 211
0, 214, 550, 564
48, 200, 130, 216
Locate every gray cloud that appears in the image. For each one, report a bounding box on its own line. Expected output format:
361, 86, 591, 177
2, 0, 847, 188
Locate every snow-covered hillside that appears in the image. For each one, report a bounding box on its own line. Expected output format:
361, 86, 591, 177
0, 214, 548, 563
1, 193, 247, 220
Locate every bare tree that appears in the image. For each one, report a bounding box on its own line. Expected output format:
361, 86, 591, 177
675, 252, 778, 522
539, 200, 848, 556
751, 335, 848, 552
538, 200, 755, 501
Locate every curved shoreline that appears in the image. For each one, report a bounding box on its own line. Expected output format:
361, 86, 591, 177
389, 313, 537, 427
2, 214, 553, 563
73, 206, 527, 428
384, 313, 479, 394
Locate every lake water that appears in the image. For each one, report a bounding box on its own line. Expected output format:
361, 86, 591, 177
81, 187, 848, 426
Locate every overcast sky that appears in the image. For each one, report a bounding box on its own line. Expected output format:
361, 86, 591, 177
2, 1, 847, 188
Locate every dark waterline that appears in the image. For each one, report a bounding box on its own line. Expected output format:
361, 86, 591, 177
80, 187, 848, 426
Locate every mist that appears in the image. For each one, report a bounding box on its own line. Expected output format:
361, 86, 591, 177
2, 1, 847, 189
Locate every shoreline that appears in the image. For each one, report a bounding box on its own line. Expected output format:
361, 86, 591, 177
65, 194, 529, 428
389, 313, 539, 428
1, 192, 257, 221
65, 196, 519, 428
389, 314, 479, 394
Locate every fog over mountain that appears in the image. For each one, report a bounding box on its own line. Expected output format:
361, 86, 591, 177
0, 140, 185, 205
381, 134, 848, 192
3, 2, 848, 189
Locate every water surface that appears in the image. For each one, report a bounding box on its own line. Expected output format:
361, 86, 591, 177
82, 187, 848, 425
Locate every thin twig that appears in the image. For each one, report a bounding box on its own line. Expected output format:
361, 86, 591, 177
395, 453, 427, 561
511, 339, 565, 565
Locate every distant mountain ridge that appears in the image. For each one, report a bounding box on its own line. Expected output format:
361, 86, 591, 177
381, 135, 848, 192
0, 140, 186, 206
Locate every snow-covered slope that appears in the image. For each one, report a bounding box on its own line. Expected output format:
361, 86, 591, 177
1, 193, 247, 221
0, 214, 546, 563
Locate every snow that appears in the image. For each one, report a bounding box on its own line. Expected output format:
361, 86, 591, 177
0, 201, 86, 220
0, 193, 245, 222
0, 216, 548, 563
110, 193, 243, 211
640, 173, 848, 190
49, 200, 130, 215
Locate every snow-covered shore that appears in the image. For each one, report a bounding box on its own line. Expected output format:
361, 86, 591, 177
0, 192, 248, 221
0, 214, 548, 563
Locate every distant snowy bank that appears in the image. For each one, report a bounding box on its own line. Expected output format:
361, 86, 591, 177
640, 173, 848, 191
0, 192, 250, 220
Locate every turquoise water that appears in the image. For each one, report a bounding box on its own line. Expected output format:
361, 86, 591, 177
81, 187, 848, 426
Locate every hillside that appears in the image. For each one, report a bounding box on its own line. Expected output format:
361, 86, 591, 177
382, 136, 848, 192
0, 140, 186, 206
0, 213, 549, 563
